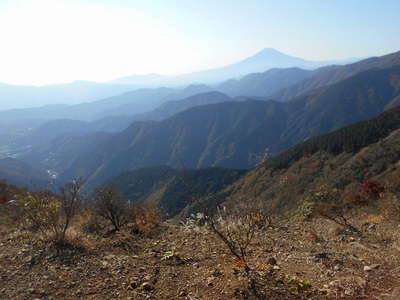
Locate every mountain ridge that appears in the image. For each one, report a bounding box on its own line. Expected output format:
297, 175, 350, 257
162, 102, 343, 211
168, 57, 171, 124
180, 104, 400, 218
110, 48, 358, 86
54, 65, 400, 186
272, 49, 400, 102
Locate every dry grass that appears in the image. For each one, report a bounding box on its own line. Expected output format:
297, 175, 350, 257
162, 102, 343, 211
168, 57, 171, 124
1, 196, 400, 299
131, 204, 162, 234
3, 152, 398, 298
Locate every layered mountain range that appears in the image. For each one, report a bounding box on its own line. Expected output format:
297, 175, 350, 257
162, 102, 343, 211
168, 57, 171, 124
110, 48, 358, 86
181, 105, 400, 218
0, 49, 399, 221
92, 105, 400, 219
0, 48, 355, 111
19, 64, 399, 188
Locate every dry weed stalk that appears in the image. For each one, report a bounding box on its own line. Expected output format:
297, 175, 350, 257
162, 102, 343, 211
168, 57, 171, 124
208, 206, 271, 299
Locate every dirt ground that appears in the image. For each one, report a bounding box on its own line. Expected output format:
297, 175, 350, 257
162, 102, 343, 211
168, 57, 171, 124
1, 217, 400, 300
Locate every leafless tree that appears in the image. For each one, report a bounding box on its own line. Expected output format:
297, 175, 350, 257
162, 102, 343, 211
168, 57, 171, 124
208, 206, 270, 299
57, 179, 85, 243
93, 185, 131, 232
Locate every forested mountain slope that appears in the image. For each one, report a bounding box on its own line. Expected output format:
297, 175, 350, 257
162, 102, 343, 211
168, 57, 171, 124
107, 166, 245, 217
181, 105, 400, 218
58, 66, 400, 186
273, 50, 400, 101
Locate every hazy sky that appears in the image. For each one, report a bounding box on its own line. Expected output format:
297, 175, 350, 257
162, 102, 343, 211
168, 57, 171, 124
0, 0, 399, 85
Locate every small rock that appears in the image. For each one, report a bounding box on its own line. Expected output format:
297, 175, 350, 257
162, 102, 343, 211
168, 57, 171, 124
315, 252, 331, 260
364, 266, 372, 271
272, 265, 280, 271
105, 254, 116, 260
55, 289, 67, 296
329, 280, 339, 286
370, 264, 380, 269
363, 264, 380, 271
211, 269, 223, 277
344, 289, 353, 296
206, 276, 214, 286
334, 265, 341, 271
24, 256, 33, 263
129, 281, 138, 289
319, 289, 329, 295
142, 282, 153, 291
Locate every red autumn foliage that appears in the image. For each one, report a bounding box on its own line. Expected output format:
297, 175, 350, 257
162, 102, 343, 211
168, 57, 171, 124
0, 195, 8, 204
349, 179, 385, 206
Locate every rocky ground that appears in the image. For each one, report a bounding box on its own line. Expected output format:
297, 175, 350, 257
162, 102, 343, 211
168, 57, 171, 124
1, 216, 400, 300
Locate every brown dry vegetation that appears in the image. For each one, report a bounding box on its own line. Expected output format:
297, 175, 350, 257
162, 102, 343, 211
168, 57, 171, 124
213, 128, 400, 217
1, 195, 400, 299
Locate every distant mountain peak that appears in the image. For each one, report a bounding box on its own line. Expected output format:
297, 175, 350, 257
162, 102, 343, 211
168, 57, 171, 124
260, 47, 285, 54
249, 48, 304, 61
109, 48, 366, 86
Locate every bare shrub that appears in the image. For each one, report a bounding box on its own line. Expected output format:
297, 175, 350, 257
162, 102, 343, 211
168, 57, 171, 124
209, 207, 257, 267
131, 204, 162, 234
208, 205, 274, 300
16, 180, 84, 251
92, 185, 162, 236
56, 180, 84, 245
76, 208, 105, 235
301, 180, 385, 236
300, 184, 362, 235
92, 185, 132, 232
17, 190, 60, 233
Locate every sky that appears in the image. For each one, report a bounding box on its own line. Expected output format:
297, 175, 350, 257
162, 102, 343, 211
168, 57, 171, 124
0, 0, 399, 85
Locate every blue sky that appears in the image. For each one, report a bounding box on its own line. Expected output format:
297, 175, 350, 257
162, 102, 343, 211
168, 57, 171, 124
0, 0, 399, 85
